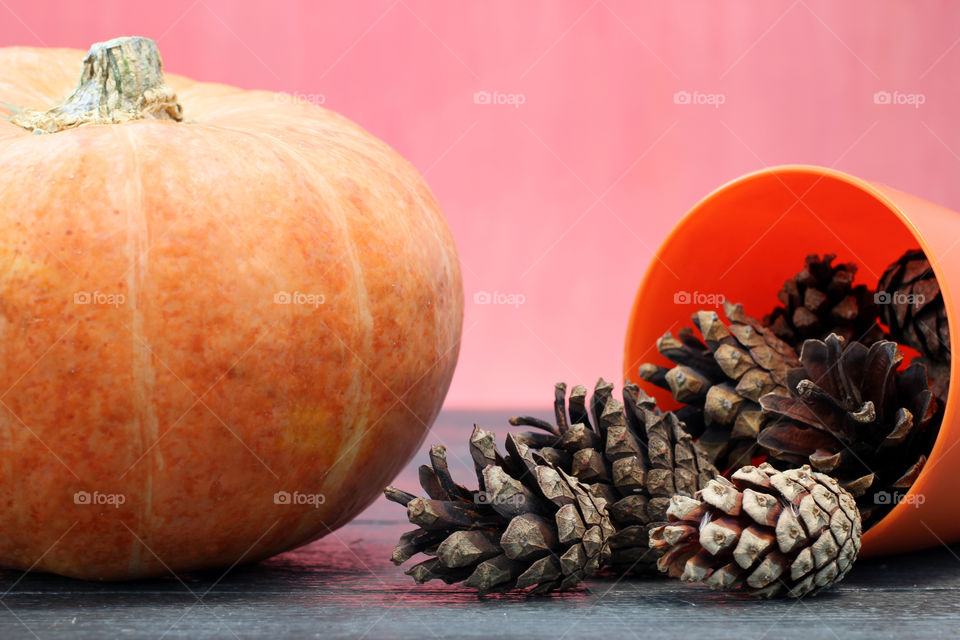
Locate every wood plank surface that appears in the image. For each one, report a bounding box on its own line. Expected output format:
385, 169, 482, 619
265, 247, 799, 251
2, 410, 959, 639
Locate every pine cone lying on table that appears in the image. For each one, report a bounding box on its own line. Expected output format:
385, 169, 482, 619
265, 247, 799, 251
509, 379, 718, 575
650, 463, 862, 598
385, 432, 613, 593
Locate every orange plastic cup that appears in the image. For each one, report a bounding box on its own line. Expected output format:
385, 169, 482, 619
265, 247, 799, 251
623, 165, 959, 557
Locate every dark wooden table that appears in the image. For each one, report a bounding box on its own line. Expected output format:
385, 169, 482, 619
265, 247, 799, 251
3, 409, 960, 639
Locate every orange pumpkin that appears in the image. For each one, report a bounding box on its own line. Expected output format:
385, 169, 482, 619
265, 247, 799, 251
0, 37, 462, 579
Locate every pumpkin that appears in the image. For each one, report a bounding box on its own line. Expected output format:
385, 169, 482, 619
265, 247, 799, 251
0, 37, 462, 579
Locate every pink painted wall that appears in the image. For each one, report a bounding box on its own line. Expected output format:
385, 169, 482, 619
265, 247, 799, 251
2, 1, 958, 408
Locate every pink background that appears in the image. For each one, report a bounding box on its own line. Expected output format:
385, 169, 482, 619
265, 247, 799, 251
2, 0, 959, 408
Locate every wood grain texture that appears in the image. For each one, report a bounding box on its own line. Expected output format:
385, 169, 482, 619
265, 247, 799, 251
1, 410, 959, 639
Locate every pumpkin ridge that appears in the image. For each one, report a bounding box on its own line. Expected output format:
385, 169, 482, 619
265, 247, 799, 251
119, 126, 156, 571
254, 129, 377, 552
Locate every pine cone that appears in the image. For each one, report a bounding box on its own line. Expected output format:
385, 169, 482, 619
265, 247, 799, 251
650, 463, 862, 598
757, 333, 940, 527
877, 249, 950, 399
639, 301, 799, 473
765, 254, 884, 348
384, 435, 614, 593
508, 379, 717, 575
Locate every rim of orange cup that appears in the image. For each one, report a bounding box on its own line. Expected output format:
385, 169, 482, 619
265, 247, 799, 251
623, 164, 958, 557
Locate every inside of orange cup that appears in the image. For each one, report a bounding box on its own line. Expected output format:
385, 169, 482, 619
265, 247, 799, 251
623, 166, 919, 408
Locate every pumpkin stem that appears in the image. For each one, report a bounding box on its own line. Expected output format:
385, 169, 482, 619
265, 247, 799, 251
10, 36, 182, 134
